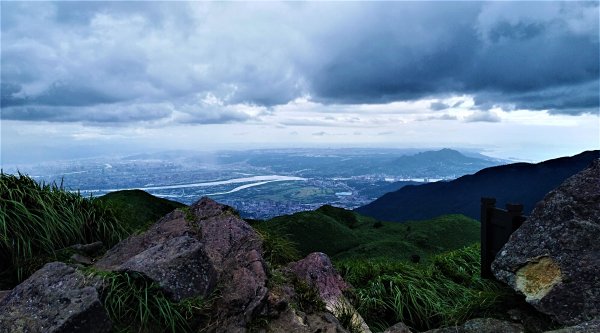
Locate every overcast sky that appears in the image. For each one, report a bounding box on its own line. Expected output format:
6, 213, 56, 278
1, 1, 598, 164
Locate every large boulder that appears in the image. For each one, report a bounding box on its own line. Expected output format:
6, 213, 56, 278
492, 160, 600, 325
0, 262, 111, 333
95, 197, 268, 332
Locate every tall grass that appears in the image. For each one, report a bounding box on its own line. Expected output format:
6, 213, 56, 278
253, 224, 301, 267
0, 172, 127, 287
98, 270, 211, 333
336, 244, 510, 331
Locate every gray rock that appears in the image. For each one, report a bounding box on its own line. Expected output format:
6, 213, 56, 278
0, 262, 111, 333
70, 253, 93, 266
287, 252, 349, 309
287, 252, 371, 333
383, 321, 414, 333
544, 318, 600, 333
95, 197, 268, 332
492, 160, 600, 325
70, 241, 104, 255
266, 307, 350, 333
0, 290, 9, 303
423, 318, 524, 333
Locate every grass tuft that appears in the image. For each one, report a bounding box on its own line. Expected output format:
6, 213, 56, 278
253, 224, 301, 267
0, 172, 127, 288
97, 270, 211, 333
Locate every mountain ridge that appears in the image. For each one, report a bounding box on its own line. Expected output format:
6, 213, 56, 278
356, 150, 599, 222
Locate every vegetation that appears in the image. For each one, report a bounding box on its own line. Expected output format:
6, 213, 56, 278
337, 244, 511, 331
0, 172, 126, 288
97, 270, 211, 333
254, 206, 480, 262
253, 224, 301, 267
97, 189, 185, 233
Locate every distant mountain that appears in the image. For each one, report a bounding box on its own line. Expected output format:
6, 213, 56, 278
356, 150, 599, 222
384, 148, 504, 177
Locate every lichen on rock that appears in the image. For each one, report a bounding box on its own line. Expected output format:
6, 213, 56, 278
515, 256, 562, 302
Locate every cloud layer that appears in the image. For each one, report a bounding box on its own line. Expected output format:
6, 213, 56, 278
1, 2, 598, 125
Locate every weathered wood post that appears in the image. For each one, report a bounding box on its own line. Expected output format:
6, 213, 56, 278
481, 198, 526, 279
480, 197, 496, 279
506, 203, 525, 236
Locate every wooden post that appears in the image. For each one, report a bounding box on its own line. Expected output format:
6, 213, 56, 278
506, 203, 525, 233
480, 197, 496, 279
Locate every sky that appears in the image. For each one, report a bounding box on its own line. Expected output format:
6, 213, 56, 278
1, 1, 599, 165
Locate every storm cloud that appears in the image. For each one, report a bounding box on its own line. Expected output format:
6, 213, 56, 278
1, 1, 598, 125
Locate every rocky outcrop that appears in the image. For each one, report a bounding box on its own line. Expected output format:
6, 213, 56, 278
0, 262, 111, 333
423, 318, 524, 333
287, 252, 372, 333
95, 197, 268, 332
492, 160, 600, 325
0, 197, 364, 333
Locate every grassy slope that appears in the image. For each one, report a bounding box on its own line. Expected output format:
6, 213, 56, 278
0, 173, 126, 288
255, 205, 480, 262
98, 190, 185, 232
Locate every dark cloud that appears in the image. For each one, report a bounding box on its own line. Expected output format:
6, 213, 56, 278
1, 1, 598, 124
307, 2, 598, 114
430, 102, 450, 111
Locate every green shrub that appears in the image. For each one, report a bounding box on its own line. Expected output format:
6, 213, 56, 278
0, 172, 127, 288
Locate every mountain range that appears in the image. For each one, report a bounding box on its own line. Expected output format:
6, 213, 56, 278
356, 150, 599, 222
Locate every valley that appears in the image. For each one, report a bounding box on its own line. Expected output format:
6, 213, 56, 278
4, 148, 504, 219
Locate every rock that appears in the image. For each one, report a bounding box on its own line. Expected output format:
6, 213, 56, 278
95, 197, 268, 332
70, 253, 93, 265
0, 262, 111, 333
287, 252, 349, 310
96, 209, 218, 301
383, 321, 414, 333
0, 290, 9, 303
423, 318, 524, 333
266, 307, 350, 333
492, 160, 600, 325
287, 252, 372, 333
544, 318, 600, 333
70, 241, 104, 255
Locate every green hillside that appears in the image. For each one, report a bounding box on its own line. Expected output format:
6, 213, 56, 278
98, 190, 185, 232
253, 205, 480, 262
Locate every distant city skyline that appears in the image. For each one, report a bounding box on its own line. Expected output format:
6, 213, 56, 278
2, 2, 598, 165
